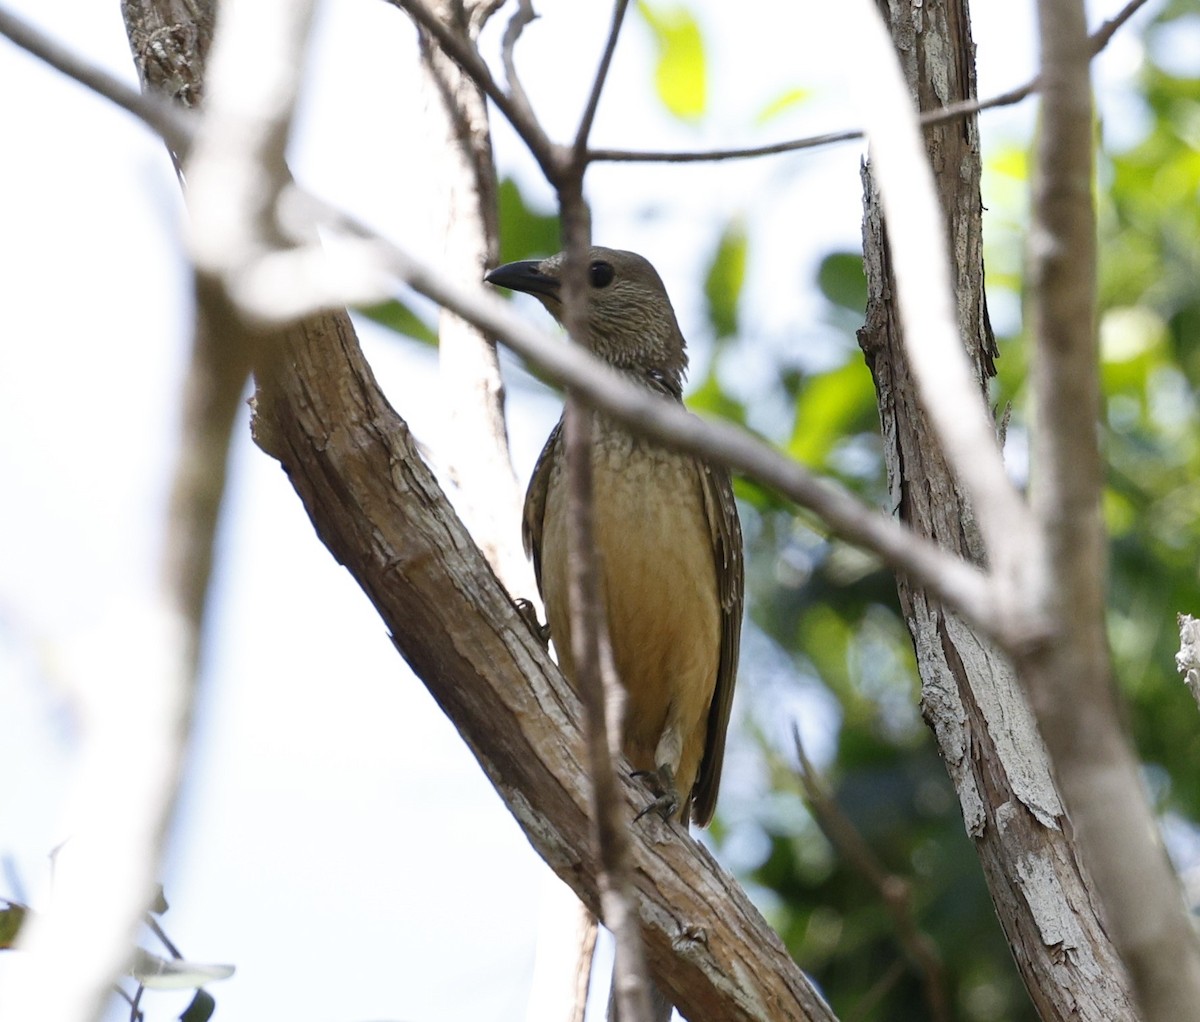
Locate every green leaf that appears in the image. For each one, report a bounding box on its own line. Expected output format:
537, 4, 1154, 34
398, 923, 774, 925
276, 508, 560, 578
0, 903, 27, 948
355, 299, 438, 346
149, 884, 169, 915
789, 361, 878, 467
756, 87, 812, 125
637, 1, 706, 121
703, 222, 748, 339
179, 990, 215, 1022
497, 177, 560, 265
816, 252, 867, 315
687, 364, 747, 425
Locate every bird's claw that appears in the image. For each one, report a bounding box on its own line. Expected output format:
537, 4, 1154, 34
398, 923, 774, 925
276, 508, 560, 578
631, 767, 679, 822
515, 598, 551, 647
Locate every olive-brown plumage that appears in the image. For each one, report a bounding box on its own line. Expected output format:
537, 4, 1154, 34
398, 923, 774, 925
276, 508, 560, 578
486, 247, 743, 826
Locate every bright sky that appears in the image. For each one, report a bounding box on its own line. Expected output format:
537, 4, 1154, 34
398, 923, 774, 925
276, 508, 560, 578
0, 1, 1159, 1020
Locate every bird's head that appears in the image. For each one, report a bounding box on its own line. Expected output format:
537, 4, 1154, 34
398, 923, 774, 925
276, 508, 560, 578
485, 246, 688, 395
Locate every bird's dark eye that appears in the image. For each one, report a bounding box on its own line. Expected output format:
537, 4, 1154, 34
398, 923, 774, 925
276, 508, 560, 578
589, 261, 615, 288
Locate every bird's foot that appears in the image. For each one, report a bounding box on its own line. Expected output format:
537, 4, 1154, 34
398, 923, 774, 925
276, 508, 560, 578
514, 598, 551, 647
631, 765, 680, 822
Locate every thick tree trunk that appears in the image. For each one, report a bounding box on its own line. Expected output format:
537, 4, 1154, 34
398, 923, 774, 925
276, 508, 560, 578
857, 2, 1136, 1019
248, 311, 839, 1022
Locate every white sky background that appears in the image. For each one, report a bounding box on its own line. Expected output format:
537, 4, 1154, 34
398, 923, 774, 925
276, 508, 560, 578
0, 1, 1163, 1020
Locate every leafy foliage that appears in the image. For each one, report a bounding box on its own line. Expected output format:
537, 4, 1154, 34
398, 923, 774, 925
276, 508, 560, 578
635, 1, 707, 121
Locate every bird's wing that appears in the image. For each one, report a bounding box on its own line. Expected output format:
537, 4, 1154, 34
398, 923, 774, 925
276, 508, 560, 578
522, 417, 564, 595
690, 459, 744, 827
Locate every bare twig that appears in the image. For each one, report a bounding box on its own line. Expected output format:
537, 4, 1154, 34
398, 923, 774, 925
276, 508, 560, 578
571, 0, 629, 160
562, 389, 654, 1022
388, 0, 558, 177
525, 885, 599, 1022
793, 727, 950, 1022
556, 6, 652, 1011
499, 0, 538, 138
1089, 0, 1153, 56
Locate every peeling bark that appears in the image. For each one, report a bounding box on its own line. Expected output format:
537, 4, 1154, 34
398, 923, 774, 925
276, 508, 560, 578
858, 2, 1135, 1018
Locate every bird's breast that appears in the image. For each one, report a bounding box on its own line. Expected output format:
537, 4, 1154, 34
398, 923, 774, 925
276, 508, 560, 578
540, 423, 721, 776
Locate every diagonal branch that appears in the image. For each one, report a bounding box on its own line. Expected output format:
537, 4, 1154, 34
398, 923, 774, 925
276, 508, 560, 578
572, 0, 629, 160
387, 0, 558, 177
499, 0, 538, 144
845, 0, 1038, 615
793, 728, 950, 1022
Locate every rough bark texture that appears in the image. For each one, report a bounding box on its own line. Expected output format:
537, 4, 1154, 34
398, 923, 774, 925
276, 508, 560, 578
857, 2, 1136, 1019
249, 311, 837, 1022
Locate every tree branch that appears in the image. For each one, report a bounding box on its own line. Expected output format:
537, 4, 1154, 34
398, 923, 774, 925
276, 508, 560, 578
571, 0, 629, 161
856, 0, 1139, 1017
554, 8, 652, 1010
498, 0, 538, 133
1020, 0, 1200, 1017
793, 728, 950, 1022
387, 0, 558, 178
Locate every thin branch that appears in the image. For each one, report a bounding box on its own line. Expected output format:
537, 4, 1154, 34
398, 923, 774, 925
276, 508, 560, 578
572, 0, 630, 160
793, 727, 950, 1022
587, 0, 1152, 165
1089, 0, 1153, 56
320, 208, 1014, 645
388, 0, 558, 178
562, 390, 655, 1022
499, 0, 538, 141
0, 5, 193, 157
145, 914, 183, 960
557, 96, 653, 1015
590, 127, 864, 164
467, 0, 506, 35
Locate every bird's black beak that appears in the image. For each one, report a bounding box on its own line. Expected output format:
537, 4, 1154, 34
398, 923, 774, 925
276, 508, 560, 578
484, 259, 561, 301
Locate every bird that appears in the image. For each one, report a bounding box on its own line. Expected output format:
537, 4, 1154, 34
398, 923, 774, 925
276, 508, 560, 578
484, 246, 743, 828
